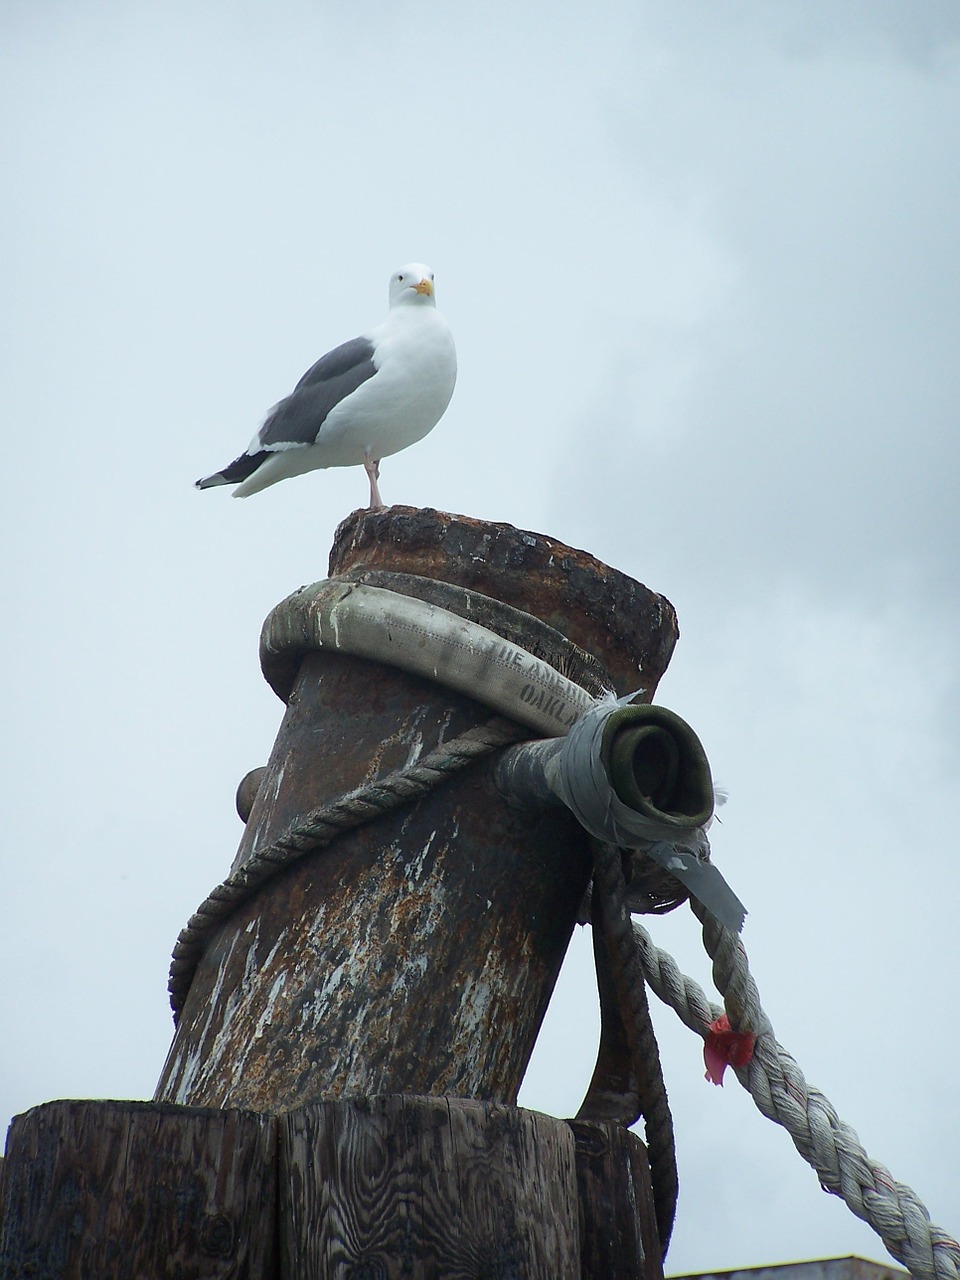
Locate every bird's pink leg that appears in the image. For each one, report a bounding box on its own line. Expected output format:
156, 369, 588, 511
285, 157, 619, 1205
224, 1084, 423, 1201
363, 452, 384, 509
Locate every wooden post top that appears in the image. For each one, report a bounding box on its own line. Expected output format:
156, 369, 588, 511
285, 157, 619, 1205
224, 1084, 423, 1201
0, 1097, 663, 1279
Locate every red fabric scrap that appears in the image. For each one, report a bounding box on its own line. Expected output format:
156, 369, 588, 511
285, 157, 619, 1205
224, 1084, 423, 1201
704, 1014, 756, 1085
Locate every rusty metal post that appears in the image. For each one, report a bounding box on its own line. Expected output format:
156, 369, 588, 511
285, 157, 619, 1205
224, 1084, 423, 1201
155, 508, 678, 1113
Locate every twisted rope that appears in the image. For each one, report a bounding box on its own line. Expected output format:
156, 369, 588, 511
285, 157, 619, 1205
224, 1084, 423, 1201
168, 715, 525, 1016
590, 840, 678, 1256
631, 905, 960, 1280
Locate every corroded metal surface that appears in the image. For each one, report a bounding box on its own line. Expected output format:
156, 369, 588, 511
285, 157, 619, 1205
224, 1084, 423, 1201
328, 507, 679, 697
155, 508, 679, 1113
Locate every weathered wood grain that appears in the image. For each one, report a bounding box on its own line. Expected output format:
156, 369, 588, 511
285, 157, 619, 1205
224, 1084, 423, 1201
568, 1120, 663, 1280
0, 1099, 277, 1280
280, 1095, 581, 1279
0, 1098, 664, 1277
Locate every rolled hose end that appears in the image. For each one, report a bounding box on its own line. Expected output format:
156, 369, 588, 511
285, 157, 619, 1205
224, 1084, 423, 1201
600, 703, 715, 830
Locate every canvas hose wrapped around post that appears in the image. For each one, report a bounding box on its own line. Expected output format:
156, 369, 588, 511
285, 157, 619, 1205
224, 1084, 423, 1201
259, 578, 597, 734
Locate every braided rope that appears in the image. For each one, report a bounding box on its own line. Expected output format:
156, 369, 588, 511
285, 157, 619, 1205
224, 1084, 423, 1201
168, 715, 525, 1015
590, 840, 678, 1256
631, 906, 960, 1280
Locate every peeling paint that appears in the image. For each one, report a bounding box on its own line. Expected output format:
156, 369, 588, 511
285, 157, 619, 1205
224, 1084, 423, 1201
328, 598, 342, 650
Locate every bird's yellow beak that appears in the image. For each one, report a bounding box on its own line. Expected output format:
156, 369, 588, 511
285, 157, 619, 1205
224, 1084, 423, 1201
413, 278, 434, 296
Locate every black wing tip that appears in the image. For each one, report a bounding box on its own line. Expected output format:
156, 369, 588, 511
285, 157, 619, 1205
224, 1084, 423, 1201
195, 451, 269, 490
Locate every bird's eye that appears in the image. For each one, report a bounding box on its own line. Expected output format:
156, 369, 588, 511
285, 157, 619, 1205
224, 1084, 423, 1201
397, 273, 404, 282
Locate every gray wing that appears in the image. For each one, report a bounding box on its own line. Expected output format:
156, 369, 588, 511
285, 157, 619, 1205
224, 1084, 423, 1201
258, 336, 378, 448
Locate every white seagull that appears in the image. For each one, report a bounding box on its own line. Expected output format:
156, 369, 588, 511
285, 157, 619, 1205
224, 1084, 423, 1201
196, 263, 457, 508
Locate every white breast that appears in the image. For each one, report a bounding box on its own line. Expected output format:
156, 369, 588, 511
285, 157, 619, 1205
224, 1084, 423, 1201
314, 308, 457, 465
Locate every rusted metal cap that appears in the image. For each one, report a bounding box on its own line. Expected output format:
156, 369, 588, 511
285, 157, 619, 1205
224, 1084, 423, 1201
329, 507, 678, 698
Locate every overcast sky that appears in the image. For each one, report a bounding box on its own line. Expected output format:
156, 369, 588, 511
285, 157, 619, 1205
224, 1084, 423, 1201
3, 1, 959, 1271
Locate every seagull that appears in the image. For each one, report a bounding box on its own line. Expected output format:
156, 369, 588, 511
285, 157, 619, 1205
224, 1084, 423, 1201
196, 263, 457, 508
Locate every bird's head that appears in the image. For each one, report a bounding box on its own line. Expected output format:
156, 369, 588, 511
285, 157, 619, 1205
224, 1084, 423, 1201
389, 263, 438, 308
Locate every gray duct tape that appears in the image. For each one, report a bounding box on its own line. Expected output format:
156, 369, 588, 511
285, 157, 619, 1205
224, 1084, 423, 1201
548, 700, 747, 933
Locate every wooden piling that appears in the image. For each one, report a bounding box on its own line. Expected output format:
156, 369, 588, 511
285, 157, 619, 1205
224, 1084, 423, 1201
0, 1097, 663, 1279
0, 1100, 277, 1280
280, 1096, 580, 1277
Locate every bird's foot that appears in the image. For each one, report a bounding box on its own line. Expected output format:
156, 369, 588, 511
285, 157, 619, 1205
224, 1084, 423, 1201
363, 452, 385, 509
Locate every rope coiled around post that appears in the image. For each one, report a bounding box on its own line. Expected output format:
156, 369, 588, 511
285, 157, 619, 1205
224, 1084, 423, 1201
631, 905, 960, 1280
